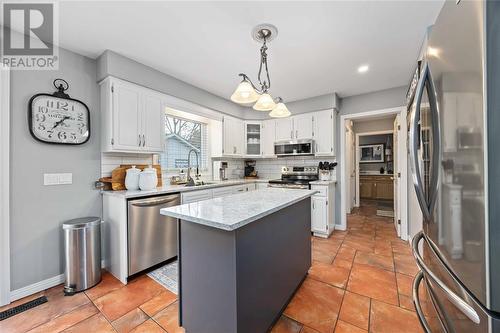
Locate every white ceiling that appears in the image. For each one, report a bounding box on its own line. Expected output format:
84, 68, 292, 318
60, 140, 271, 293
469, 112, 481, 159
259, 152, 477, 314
30, 1, 444, 102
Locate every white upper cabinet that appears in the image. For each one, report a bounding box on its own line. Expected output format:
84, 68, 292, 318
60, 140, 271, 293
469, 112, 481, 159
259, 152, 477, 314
222, 115, 244, 156
275, 114, 314, 141
261, 119, 276, 157
142, 91, 165, 152
101, 77, 165, 153
313, 109, 336, 156
111, 81, 142, 150
293, 113, 314, 140
245, 122, 262, 156
275, 117, 294, 141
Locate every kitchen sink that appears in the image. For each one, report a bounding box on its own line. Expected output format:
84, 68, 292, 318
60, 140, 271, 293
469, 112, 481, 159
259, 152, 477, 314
185, 181, 215, 187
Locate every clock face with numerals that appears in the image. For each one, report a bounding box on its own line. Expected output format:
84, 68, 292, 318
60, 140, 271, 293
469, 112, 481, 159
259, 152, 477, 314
29, 94, 90, 145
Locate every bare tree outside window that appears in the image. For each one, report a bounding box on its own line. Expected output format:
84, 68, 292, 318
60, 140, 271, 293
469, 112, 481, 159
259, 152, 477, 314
161, 115, 207, 171
165, 117, 202, 148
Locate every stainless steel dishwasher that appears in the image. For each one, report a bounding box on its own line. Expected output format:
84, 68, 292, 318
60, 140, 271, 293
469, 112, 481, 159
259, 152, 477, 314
128, 194, 180, 275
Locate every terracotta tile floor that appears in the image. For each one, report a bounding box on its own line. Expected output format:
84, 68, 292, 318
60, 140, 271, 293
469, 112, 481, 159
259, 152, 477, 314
0, 202, 432, 333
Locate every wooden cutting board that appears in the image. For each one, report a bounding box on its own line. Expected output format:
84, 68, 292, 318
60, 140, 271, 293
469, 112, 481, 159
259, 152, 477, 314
103, 165, 162, 191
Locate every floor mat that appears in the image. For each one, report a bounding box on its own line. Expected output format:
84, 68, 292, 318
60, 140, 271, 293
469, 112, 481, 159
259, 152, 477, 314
147, 261, 178, 295
376, 201, 394, 217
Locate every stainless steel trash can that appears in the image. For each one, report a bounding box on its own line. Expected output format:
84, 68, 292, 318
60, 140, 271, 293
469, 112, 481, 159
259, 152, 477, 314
63, 217, 102, 295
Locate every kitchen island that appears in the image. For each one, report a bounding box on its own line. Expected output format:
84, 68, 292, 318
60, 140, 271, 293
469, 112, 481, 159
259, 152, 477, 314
160, 188, 316, 333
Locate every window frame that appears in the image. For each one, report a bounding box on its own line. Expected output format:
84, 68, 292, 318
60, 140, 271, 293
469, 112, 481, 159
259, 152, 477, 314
161, 110, 210, 174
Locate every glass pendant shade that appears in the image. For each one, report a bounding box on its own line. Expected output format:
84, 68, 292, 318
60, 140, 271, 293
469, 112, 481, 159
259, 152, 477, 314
269, 102, 291, 118
253, 93, 276, 111
230, 81, 259, 104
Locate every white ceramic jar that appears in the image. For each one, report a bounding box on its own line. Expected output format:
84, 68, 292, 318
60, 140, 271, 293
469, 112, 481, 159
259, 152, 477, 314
139, 165, 158, 190
125, 166, 141, 190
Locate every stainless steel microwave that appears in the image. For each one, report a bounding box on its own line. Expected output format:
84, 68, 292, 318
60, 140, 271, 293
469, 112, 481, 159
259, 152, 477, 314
274, 139, 315, 157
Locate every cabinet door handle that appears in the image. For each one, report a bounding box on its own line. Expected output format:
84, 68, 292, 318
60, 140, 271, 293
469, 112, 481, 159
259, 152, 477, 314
138, 134, 142, 146
296, 130, 298, 138
312, 202, 315, 209
142, 134, 146, 147
290, 130, 293, 139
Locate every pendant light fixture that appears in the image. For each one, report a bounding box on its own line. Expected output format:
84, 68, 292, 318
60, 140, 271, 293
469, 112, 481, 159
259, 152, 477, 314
230, 24, 290, 117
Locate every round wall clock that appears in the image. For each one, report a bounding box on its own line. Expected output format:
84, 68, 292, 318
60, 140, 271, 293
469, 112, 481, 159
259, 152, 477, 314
28, 79, 91, 145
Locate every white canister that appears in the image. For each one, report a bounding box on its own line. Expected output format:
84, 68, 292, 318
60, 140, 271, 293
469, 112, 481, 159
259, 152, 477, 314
125, 166, 141, 190
139, 165, 158, 190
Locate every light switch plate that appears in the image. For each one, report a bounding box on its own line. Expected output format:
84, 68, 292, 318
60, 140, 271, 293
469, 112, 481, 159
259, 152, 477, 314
59, 173, 73, 184
44, 174, 59, 186
43, 173, 73, 185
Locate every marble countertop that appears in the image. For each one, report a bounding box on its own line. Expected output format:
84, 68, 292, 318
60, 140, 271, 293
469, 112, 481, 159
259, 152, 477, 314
101, 179, 270, 199
160, 188, 317, 231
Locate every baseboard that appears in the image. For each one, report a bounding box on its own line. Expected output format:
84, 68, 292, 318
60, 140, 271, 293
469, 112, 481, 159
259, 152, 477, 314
9, 260, 107, 303
10, 274, 65, 302
335, 224, 347, 231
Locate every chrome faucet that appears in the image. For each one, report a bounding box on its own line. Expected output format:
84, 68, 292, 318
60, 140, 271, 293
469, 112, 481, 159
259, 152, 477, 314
186, 149, 200, 186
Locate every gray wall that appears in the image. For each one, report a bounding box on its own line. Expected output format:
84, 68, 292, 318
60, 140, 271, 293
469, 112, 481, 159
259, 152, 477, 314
97, 50, 245, 118
243, 93, 339, 120
10, 48, 100, 290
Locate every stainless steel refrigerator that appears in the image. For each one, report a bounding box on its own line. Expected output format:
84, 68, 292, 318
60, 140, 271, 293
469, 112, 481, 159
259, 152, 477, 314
408, 1, 500, 332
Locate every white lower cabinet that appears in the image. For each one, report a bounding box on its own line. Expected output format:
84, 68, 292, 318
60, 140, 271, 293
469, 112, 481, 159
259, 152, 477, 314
212, 186, 235, 198
256, 182, 269, 190
184, 183, 257, 202
181, 189, 213, 204
311, 196, 328, 233
311, 182, 335, 237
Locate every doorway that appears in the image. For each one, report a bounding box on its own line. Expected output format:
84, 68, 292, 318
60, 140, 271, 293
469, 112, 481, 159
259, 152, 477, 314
340, 107, 408, 241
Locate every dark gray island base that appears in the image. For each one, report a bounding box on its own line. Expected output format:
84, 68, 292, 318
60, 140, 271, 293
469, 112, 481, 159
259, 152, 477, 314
178, 198, 311, 333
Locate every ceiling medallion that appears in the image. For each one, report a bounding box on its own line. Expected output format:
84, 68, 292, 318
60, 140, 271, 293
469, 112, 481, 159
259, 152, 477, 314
230, 24, 290, 118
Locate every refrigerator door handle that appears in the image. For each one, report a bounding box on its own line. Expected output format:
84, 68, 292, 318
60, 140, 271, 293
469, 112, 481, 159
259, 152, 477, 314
411, 231, 480, 324
409, 68, 431, 221
425, 64, 442, 219
413, 271, 435, 333
409, 63, 441, 221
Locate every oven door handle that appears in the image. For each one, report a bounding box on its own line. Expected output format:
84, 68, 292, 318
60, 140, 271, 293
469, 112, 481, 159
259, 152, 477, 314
413, 271, 433, 333
411, 231, 480, 324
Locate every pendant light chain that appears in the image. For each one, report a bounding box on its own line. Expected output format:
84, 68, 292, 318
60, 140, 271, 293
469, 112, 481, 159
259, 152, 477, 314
257, 37, 271, 92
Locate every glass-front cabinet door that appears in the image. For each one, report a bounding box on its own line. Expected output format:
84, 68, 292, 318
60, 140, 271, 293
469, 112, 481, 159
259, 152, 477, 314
245, 122, 261, 156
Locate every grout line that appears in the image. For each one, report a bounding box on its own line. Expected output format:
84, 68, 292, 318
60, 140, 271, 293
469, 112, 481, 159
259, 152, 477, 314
368, 298, 372, 333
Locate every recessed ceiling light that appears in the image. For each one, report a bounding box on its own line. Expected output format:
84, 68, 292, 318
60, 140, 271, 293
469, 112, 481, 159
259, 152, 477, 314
357, 65, 369, 73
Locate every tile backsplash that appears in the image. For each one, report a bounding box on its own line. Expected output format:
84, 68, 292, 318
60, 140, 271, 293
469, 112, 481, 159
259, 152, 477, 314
253, 156, 336, 180
102, 153, 336, 182
211, 158, 245, 180
101, 153, 155, 177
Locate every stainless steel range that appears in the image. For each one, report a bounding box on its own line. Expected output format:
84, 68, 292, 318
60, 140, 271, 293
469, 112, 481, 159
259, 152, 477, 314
268, 166, 318, 189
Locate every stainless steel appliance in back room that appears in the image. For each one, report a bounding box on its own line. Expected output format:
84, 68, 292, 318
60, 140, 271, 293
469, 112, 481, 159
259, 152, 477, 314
408, 1, 500, 332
